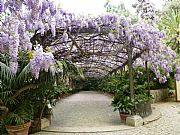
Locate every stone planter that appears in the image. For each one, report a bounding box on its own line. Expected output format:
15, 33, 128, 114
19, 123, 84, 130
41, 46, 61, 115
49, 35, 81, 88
135, 101, 152, 118
126, 115, 143, 127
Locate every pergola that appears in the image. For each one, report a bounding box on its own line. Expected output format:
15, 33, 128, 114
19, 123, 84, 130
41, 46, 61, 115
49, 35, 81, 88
31, 28, 137, 77
31, 19, 144, 99
30, 11, 175, 98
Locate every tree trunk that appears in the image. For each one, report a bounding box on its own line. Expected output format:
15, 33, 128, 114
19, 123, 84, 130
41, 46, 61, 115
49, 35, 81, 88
127, 42, 134, 99
145, 61, 150, 94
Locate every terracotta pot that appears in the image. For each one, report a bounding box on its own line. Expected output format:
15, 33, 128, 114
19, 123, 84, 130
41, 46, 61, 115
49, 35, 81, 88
6, 121, 31, 135
119, 113, 130, 122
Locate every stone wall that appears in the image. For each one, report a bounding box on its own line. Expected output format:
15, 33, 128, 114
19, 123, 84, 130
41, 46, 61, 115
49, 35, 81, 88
150, 89, 169, 103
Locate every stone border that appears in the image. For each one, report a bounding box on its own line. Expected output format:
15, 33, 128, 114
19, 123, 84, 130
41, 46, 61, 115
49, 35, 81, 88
143, 107, 162, 125
41, 125, 133, 133
38, 108, 161, 133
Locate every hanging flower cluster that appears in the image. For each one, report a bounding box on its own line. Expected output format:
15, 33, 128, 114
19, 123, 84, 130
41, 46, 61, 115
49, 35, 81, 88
30, 46, 55, 79
0, 0, 57, 77
130, 23, 176, 83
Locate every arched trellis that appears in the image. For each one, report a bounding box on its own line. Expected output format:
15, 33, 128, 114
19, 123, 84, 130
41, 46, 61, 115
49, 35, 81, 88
31, 26, 142, 99
31, 27, 140, 74
30, 11, 177, 99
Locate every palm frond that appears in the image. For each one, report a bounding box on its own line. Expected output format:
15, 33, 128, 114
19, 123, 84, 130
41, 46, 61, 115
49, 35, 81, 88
17, 63, 31, 86
0, 62, 15, 87
0, 90, 13, 100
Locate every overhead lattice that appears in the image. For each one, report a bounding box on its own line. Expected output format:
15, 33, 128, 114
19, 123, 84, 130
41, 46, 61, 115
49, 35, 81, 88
31, 11, 175, 79
31, 27, 142, 78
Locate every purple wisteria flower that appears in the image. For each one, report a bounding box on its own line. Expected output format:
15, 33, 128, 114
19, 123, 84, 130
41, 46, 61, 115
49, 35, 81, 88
30, 46, 55, 79
0, 0, 4, 13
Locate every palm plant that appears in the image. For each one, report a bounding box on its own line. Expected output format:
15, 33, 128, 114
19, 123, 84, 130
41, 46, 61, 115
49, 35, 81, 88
0, 59, 36, 134
0, 61, 35, 118
0, 52, 57, 134
0, 57, 84, 116
158, 0, 180, 54
0, 61, 37, 118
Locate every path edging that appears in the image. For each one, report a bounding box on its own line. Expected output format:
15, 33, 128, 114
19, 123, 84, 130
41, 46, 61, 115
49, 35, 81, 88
39, 108, 161, 133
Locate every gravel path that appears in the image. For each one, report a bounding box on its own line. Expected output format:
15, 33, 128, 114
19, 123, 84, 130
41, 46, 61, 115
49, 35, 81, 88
33, 91, 180, 135
49, 91, 121, 127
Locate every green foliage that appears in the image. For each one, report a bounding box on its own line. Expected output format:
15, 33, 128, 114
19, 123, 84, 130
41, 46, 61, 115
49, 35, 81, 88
60, 60, 84, 79
0, 62, 33, 105
96, 72, 130, 94
112, 95, 134, 114
0, 53, 35, 133
135, 93, 153, 104
134, 66, 174, 90
0, 120, 7, 135
54, 82, 73, 96
89, 66, 174, 115
0, 56, 58, 134
4, 102, 33, 125
158, 0, 180, 54
0, 100, 33, 135
134, 83, 152, 103
0, 62, 15, 89
5, 112, 27, 125
82, 78, 100, 90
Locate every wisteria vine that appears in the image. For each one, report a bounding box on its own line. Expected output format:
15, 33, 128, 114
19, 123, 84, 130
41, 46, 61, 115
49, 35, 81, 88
0, 0, 179, 81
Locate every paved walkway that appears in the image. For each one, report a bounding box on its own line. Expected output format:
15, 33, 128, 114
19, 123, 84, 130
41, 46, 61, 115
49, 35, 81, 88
48, 91, 121, 127
34, 91, 180, 135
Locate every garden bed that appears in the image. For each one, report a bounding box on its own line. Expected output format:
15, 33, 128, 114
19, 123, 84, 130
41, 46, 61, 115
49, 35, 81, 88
150, 89, 169, 103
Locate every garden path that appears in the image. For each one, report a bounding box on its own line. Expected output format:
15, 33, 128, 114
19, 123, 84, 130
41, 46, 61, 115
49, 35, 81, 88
48, 91, 121, 127
33, 91, 180, 135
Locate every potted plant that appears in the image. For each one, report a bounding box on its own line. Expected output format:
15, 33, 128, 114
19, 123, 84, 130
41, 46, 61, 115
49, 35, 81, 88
2, 100, 33, 135
4, 112, 32, 135
112, 94, 134, 122
0, 52, 58, 134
